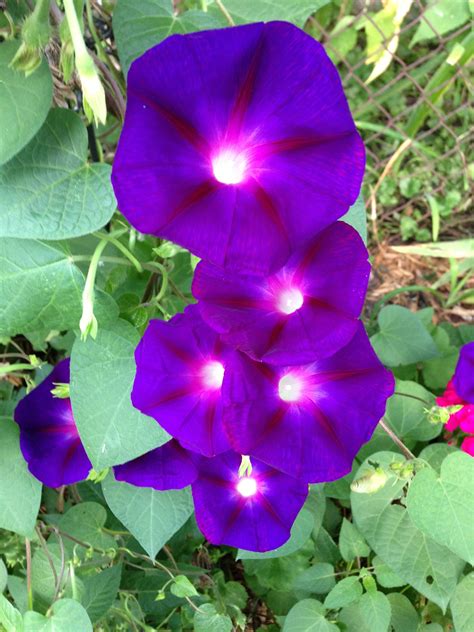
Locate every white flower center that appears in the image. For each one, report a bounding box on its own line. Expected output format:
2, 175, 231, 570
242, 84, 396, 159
236, 477, 258, 497
278, 374, 303, 402
212, 150, 247, 184
201, 361, 225, 389
278, 288, 304, 314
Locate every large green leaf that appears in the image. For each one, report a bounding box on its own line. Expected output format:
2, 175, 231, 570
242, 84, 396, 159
102, 474, 193, 558
450, 573, 474, 632
338, 518, 370, 562
221, 0, 329, 26
411, 0, 471, 45
57, 502, 117, 558
385, 381, 438, 442
0, 238, 118, 337
0, 109, 116, 240
23, 599, 92, 632
292, 563, 335, 595
0, 594, 22, 632
339, 591, 391, 632
81, 564, 122, 623
193, 603, 233, 632
0, 41, 52, 165
283, 599, 338, 632
406, 452, 474, 565
351, 452, 464, 611
70, 319, 169, 469
387, 593, 419, 632
113, 0, 224, 73
371, 305, 439, 367
323, 576, 362, 610
0, 418, 41, 537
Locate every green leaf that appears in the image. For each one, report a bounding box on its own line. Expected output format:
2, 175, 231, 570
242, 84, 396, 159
113, 0, 225, 74
0, 419, 41, 537
342, 194, 367, 243
406, 451, 474, 565
81, 565, 122, 623
0, 559, 7, 594
220, 0, 329, 26
0, 238, 118, 337
385, 381, 438, 442
170, 575, 198, 598
387, 593, 419, 632
351, 452, 464, 611
371, 305, 439, 367
339, 591, 391, 632
0, 109, 116, 240
418, 443, 457, 474
283, 599, 338, 632
0, 41, 52, 166
0, 593, 23, 632
338, 519, 370, 562
57, 502, 117, 557
324, 576, 362, 610
102, 473, 193, 558
292, 563, 335, 595
23, 599, 92, 632
450, 573, 474, 632
70, 319, 169, 469
372, 556, 405, 588
411, 0, 470, 45
31, 543, 79, 605
193, 603, 233, 632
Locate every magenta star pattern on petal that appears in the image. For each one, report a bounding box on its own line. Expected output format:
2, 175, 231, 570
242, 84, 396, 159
14, 359, 92, 488
112, 22, 364, 275
131, 305, 234, 457
222, 324, 394, 483
193, 222, 370, 365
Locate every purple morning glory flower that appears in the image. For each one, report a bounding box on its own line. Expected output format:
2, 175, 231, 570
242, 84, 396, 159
114, 439, 198, 490
454, 341, 474, 404
131, 305, 234, 457
14, 359, 92, 488
112, 21, 364, 275
192, 451, 308, 552
193, 222, 370, 365
223, 324, 394, 483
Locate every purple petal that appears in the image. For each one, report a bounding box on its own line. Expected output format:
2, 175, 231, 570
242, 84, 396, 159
14, 359, 92, 488
194, 222, 370, 364
114, 439, 198, 490
112, 22, 364, 275
192, 451, 308, 551
223, 324, 394, 482
131, 305, 233, 456
454, 341, 474, 404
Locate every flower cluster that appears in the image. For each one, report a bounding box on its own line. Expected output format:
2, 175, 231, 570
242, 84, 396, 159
437, 342, 474, 456
14, 22, 394, 553
112, 22, 394, 552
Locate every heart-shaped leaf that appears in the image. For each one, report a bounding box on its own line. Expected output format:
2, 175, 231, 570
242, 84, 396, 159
406, 451, 474, 565
23, 599, 92, 632
351, 452, 464, 611
0, 109, 116, 240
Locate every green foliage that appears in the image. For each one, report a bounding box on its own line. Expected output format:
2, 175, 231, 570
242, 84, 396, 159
70, 319, 169, 469
0, 420, 41, 537
292, 563, 336, 595
283, 599, 338, 632
450, 573, 474, 632
339, 590, 391, 632
323, 576, 362, 609
0, 109, 116, 240
102, 474, 193, 558
23, 598, 92, 631
80, 564, 122, 623
0, 41, 52, 166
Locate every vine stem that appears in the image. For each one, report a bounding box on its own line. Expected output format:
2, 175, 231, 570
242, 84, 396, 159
378, 419, 416, 460
26, 538, 33, 611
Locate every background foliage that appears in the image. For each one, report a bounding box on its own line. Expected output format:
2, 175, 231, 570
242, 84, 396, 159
0, 0, 472, 630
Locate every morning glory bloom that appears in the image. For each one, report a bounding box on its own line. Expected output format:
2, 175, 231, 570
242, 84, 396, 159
437, 342, 474, 457
112, 21, 364, 275
193, 222, 370, 365
14, 359, 92, 488
131, 305, 234, 457
192, 451, 308, 551
223, 324, 394, 482
114, 439, 198, 489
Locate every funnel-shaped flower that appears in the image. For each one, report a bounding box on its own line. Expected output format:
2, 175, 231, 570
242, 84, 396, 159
192, 451, 308, 551
193, 222, 370, 364
114, 439, 198, 490
223, 324, 394, 482
112, 21, 364, 275
131, 305, 234, 457
14, 359, 92, 487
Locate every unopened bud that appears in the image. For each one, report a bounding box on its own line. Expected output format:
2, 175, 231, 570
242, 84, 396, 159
351, 467, 388, 494
51, 382, 70, 399
9, 0, 51, 76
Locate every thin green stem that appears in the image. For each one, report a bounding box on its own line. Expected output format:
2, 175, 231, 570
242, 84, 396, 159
0, 363, 36, 376
108, 237, 144, 273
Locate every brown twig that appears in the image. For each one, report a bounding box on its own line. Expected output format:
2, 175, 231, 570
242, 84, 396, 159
378, 418, 416, 460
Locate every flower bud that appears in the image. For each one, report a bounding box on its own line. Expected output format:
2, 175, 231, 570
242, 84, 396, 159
351, 467, 388, 494
51, 382, 70, 399
9, 0, 51, 76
